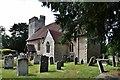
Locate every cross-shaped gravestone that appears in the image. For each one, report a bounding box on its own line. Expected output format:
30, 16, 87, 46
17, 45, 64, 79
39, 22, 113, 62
4, 54, 14, 69
40, 56, 49, 72
17, 58, 28, 76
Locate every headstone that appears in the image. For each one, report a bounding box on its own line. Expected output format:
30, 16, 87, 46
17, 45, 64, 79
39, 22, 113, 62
50, 57, 54, 64
97, 60, 104, 73
74, 57, 78, 65
61, 60, 64, 67
62, 55, 67, 62
88, 56, 96, 66
56, 61, 61, 70
17, 58, 28, 76
81, 59, 84, 64
34, 54, 39, 64
40, 56, 49, 72
4, 54, 14, 69
115, 56, 119, 66
67, 57, 70, 62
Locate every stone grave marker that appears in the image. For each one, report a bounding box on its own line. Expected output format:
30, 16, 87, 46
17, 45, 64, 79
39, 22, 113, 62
61, 60, 64, 67
40, 56, 49, 72
88, 56, 96, 66
17, 58, 28, 76
34, 54, 40, 64
97, 59, 104, 73
115, 56, 119, 66
56, 61, 61, 70
4, 54, 14, 69
74, 57, 78, 65
67, 57, 70, 62
62, 55, 67, 62
50, 57, 54, 64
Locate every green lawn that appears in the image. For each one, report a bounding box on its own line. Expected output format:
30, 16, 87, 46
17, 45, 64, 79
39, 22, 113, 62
1, 60, 119, 79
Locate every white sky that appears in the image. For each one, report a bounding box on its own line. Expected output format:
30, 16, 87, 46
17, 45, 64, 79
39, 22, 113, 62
0, 0, 56, 35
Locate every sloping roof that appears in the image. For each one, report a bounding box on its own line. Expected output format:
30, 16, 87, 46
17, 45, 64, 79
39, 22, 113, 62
49, 29, 63, 43
27, 23, 61, 41
24, 44, 36, 52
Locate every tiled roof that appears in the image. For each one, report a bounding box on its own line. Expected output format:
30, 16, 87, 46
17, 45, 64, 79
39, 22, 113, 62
24, 44, 36, 52
49, 29, 63, 43
27, 23, 61, 41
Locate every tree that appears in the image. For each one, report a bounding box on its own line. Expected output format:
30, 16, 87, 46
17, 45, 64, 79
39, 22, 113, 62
9, 23, 28, 53
41, 2, 120, 55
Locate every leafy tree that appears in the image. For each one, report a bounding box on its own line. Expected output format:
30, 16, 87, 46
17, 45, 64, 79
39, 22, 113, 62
9, 23, 28, 53
41, 2, 120, 56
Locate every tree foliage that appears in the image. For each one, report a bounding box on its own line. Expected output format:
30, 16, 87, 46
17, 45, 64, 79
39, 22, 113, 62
9, 23, 28, 53
41, 2, 120, 55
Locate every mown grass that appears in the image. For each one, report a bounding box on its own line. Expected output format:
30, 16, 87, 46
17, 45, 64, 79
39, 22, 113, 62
1, 60, 119, 79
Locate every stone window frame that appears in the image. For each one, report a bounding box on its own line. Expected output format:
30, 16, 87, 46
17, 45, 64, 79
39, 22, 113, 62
69, 42, 74, 52
46, 41, 50, 53
37, 41, 40, 51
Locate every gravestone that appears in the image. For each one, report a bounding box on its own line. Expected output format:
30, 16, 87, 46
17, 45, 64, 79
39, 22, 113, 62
40, 56, 49, 72
74, 57, 78, 65
62, 55, 67, 62
97, 60, 104, 73
88, 56, 96, 66
17, 58, 28, 76
34, 54, 40, 64
115, 56, 119, 66
67, 57, 70, 62
56, 61, 61, 70
4, 54, 14, 69
50, 57, 54, 64
61, 60, 64, 67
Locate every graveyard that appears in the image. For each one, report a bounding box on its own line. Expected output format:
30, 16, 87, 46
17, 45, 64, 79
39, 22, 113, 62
1, 59, 120, 79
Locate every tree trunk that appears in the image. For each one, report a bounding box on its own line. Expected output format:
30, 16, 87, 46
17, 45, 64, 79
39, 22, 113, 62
112, 56, 116, 67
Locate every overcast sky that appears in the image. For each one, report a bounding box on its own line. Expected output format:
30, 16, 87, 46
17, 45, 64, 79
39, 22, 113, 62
0, 0, 56, 35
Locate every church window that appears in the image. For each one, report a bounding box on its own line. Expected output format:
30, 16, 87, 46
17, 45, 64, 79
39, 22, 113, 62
70, 42, 74, 52
46, 42, 50, 53
38, 41, 40, 50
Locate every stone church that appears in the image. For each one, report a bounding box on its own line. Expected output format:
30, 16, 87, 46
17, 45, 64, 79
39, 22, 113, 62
26, 15, 101, 63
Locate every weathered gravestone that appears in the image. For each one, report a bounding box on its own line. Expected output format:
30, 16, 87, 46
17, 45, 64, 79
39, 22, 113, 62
88, 56, 96, 66
67, 57, 70, 62
97, 59, 104, 73
74, 57, 78, 65
50, 57, 54, 64
40, 56, 49, 72
62, 55, 67, 62
61, 60, 64, 67
115, 56, 119, 66
34, 54, 40, 64
17, 58, 28, 76
4, 54, 14, 69
56, 61, 61, 70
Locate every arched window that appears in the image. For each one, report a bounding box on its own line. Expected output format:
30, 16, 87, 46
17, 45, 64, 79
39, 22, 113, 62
37, 41, 40, 50
70, 42, 74, 52
46, 42, 50, 53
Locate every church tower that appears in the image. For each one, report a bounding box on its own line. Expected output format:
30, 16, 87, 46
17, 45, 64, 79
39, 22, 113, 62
28, 15, 45, 38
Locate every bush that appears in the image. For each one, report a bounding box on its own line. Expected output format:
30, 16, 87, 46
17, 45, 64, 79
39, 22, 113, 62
0, 49, 16, 55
